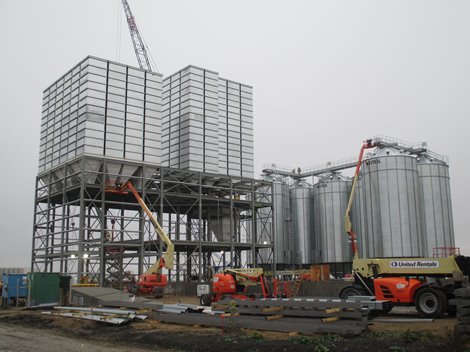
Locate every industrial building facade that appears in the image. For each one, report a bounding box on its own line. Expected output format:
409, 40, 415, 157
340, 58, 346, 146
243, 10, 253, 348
162, 65, 254, 178
39, 56, 162, 173
33, 56, 456, 284
32, 57, 272, 285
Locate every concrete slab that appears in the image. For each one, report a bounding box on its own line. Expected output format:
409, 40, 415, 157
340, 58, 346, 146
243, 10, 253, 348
71, 287, 151, 306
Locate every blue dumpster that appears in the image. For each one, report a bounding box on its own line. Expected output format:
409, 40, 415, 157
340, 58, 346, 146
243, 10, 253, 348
1, 273, 28, 305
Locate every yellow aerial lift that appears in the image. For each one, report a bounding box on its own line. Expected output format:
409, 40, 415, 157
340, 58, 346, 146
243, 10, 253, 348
107, 181, 174, 297
340, 140, 470, 318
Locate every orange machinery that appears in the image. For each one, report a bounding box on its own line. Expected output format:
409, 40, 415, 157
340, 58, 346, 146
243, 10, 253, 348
106, 181, 174, 297
199, 268, 271, 306
340, 139, 470, 318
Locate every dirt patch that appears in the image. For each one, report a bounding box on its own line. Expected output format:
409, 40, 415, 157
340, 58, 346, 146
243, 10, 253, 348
0, 308, 469, 352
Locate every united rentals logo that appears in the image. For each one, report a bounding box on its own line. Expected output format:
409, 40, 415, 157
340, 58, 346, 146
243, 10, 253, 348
390, 260, 439, 268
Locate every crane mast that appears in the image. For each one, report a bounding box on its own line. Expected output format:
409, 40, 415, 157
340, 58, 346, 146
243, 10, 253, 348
121, 0, 154, 72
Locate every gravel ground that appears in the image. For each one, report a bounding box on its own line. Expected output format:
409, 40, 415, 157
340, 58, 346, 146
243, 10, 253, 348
0, 322, 167, 352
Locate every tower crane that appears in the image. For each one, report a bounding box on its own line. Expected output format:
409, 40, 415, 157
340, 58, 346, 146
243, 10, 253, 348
121, 0, 155, 72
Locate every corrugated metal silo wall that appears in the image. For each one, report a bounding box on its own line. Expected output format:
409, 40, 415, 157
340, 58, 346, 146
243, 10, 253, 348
273, 180, 292, 264
289, 183, 313, 265
313, 176, 352, 264
417, 159, 455, 256
361, 152, 423, 258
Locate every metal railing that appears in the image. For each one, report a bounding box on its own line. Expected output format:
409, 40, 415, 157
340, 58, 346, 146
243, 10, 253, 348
263, 135, 449, 178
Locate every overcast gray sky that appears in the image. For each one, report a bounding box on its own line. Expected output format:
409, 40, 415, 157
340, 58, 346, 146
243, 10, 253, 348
0, 0, 469, 267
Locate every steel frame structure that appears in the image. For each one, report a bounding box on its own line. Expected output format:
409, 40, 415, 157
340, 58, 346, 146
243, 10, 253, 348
31, 155, 274, 286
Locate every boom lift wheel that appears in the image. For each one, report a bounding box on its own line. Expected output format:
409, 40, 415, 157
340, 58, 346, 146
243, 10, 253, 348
339, 286, 365, 299
200, 294, 212, 306
415, 287, 447, 318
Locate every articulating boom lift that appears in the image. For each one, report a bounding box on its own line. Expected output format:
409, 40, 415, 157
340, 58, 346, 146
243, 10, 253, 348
199, 268, 271, 306
344, 139, 375, 259
107, 181, 174, 297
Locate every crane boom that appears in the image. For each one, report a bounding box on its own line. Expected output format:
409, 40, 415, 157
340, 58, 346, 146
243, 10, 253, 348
121, 0, 154, 72
344, 139, 375, 259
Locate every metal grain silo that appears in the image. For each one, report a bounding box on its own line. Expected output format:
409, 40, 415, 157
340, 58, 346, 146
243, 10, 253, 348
260, 174, 292, 265
289, 180, 313, 265
417, 154, 455, 256
361, 147, 423, 258
313, 172, 352, 265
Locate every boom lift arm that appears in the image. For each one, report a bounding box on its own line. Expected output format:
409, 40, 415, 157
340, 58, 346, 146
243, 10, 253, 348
344, 139, 375, 259
107, 181, 174, 274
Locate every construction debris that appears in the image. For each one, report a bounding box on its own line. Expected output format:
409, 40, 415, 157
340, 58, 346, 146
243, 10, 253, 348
157, 304, 205, 314
151, 297, 369, 335
41, 305, 150, 325
42, 311, 129, 325
54, 306, 148, 320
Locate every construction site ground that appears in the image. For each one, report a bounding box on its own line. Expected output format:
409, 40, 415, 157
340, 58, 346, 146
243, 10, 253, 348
0, 296, 469, 352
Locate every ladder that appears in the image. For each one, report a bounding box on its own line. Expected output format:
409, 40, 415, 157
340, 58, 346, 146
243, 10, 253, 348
290, 277, 303, 297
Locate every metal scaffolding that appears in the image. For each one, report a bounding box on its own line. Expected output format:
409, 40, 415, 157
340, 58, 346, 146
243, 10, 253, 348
31, 155, 274, 286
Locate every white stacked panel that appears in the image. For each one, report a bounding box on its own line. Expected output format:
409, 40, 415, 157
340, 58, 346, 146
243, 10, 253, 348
162, 66, 219, 173
162, 65, 254, 177
217, 79, 254, 178
39, 56, 162, 173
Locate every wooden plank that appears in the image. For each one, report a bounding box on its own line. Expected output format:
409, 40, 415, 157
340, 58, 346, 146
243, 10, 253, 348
262, 306, 284, 313
221, 313, 240, 318
322, 317, 340, 323
266, 315, 283, 321
324, 308, 341, 314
